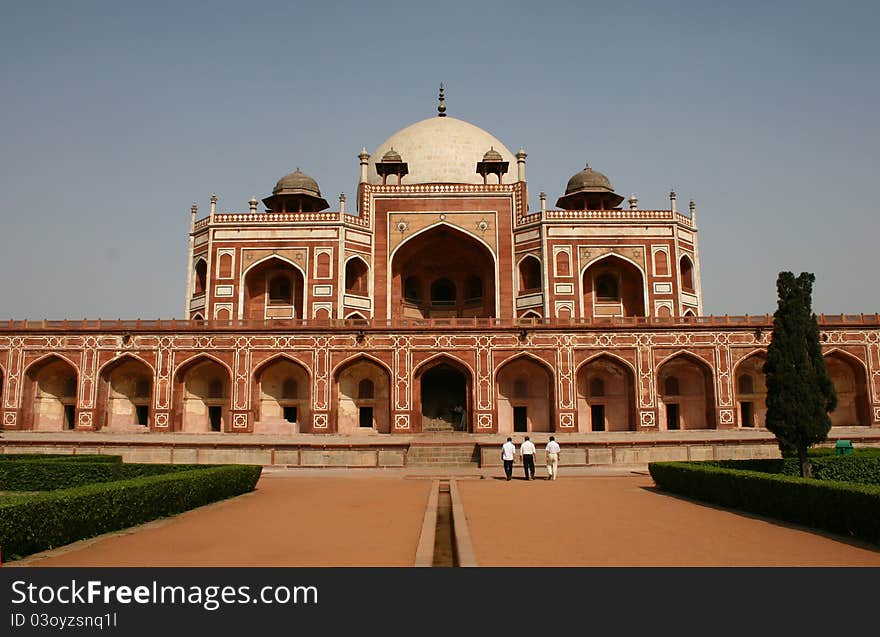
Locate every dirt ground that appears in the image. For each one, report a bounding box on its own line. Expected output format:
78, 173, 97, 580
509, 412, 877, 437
10, 471, 880, 567
15, 476, 432, 567
458, 475, 880, 566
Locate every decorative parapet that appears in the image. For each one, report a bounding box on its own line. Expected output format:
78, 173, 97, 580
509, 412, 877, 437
516, 209, 696, 229
2, 313, 877, 333
367, 183, 516, 195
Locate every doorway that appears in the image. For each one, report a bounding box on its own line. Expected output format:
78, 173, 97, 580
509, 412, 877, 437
359, 406, 374, 428
666, 403, 680, 430
740, 402, 754, 428
591, 404, 606, 432
208, 406, 222, 432
513, 406, 528, 432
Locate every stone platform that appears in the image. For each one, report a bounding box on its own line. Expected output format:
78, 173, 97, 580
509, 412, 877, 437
2, 427, 878, 468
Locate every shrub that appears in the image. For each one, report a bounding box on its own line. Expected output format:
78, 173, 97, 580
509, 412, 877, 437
0, 464, 262, 560
0, 454, 121, 463
0, 457, 123, 491
649, 461, 880, 545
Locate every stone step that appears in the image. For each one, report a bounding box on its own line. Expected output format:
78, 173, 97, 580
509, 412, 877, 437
406, 444, 479, 467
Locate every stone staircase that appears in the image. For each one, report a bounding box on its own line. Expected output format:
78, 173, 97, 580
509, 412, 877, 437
421, 417, 458, 433
406, 443, 479, 468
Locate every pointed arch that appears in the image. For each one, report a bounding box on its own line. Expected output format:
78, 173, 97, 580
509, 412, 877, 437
495, 353, 555, 434
333, 353, 392, 434
239, 254, 306, 320
575, 350, 638, 378
580, 252, 648, 318
414, 354, 474, 433
576, 353, 637, 432
193, 258, 208, 296
413, 352, 475, 380
345, 311, 368, 321
733, 350, 768, 428
22, 354, 79, 431
344, 255, 370, 296
656, 351, 716, 430
97, 354, 154, 430
679, 254, 695, 293
390, 222, 497, 320
252, 353, 311, 433
517, 254, 542, 293
23, 352, 81, 378
172, 353, 232, 433
332, 352, 395, 380
824, 349, 870, 426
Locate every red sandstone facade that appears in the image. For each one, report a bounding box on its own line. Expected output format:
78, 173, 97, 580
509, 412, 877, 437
3, 103, 879, 436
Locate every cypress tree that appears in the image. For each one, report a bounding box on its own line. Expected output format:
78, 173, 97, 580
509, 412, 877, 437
762, 272, 837, 477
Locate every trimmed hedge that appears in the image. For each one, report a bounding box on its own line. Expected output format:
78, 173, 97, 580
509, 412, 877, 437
0, 461, 122, 491
0, 464, 262, 560
649, 461, 880, 545
0, 454, 121, 463
711, 451, 880, 486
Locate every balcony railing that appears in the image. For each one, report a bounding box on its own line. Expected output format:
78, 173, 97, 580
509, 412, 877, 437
1, 313, 877, 332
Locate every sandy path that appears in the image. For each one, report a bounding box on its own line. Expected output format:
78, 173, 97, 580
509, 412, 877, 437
458, 475, 880, 566
18, 476, 432, 567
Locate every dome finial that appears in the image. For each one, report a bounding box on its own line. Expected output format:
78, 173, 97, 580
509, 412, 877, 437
437, 83, 447, 117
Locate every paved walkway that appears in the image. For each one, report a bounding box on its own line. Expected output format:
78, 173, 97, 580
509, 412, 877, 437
9, 467, 880, 567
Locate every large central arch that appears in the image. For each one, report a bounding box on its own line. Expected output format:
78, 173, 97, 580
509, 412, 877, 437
391, 224, 496, 320
414, 356, 473, 432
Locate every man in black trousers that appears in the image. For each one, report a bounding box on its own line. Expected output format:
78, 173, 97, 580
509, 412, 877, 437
520, 436, 536, 480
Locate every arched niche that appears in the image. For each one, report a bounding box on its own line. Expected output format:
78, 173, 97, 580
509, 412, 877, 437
657, 354, 716, 430
734, 352, 767, 428
582, 255, 645, 318
335, 357, 391, 434
23, 356, 79, 431
253, 357, 311, 434
243, 257, 304, 320
825, 352, 870, 426
173, 357, 231, 433
496, 356, 554, 434
345, 257, 369, 296
98, 356, 153, 430
391, 225, 496, 319
577, 356, 636, 432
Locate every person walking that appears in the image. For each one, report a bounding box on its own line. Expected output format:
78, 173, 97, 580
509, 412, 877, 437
545, 436, 561, 480
501, 437, 516, 481
520, 436, 536, 480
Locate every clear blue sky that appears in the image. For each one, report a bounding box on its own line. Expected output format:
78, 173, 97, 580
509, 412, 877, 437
2, 0, 877, 319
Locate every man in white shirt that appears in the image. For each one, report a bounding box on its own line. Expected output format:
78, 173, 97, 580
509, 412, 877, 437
520, 436, 537, 480
545, 436, 561, 480
501, 437, 516, 481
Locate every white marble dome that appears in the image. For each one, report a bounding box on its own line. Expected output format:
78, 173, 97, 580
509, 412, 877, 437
367, 116, 518, 185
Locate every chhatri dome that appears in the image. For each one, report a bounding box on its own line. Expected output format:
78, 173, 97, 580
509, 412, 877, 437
367, 87, 518, 186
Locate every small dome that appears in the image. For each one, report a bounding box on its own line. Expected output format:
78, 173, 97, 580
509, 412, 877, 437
563, 164, 614, 195
482, 147, 503, 162
273, 168, 322, 197
556, 163, 624, 210
381, 148, 403, 163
